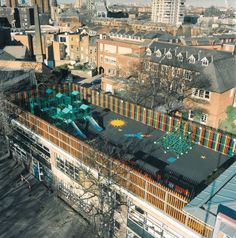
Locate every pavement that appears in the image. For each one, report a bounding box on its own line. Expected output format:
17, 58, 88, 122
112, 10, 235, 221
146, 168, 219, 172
0, 134, 95, 238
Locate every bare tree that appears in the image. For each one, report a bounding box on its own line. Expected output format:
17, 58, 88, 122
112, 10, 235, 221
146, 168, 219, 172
0, 82, 15, 150
55, 139, 128, 238
124, 59, 210, 115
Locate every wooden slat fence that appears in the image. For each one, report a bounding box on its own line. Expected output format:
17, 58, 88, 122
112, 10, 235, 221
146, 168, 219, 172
3, 100, 214, 237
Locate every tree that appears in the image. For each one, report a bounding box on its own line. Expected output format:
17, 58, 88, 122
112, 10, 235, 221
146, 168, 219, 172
124, 59, 210, 115
0, 82, 17, 151
55, 138, 128, 238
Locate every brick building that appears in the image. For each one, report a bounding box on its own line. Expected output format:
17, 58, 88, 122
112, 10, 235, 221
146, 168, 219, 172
97, 36, 146, 77
100, 39, 236, 129
145, 42, 236, 129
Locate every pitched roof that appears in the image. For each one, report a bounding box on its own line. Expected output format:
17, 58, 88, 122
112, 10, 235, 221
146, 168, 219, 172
147, 42, 236, 93
184, 161, 236, 227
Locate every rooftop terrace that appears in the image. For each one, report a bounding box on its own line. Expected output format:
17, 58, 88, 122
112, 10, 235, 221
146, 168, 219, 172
14, 87, 236, 198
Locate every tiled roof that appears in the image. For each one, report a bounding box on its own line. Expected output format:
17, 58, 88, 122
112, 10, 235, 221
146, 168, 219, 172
146, 42, 236, 93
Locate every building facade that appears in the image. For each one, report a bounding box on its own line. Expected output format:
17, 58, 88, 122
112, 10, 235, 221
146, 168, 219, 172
5, 85, 236, 238
97, 37, 146, 77
0, 6, 34, 28
151, 0, 185, 25
30, 0, 50, 14
145, 42, 236, 129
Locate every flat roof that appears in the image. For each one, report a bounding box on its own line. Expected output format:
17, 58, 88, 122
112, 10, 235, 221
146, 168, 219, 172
85, 107, 230, 185
18, 97, 235, 197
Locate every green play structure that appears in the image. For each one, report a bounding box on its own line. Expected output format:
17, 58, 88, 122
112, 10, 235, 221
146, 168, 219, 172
154, 125, 194, 158
28, 88, 103, 139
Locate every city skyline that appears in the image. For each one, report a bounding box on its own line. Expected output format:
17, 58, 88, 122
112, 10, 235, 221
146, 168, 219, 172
59, 0, 236, 8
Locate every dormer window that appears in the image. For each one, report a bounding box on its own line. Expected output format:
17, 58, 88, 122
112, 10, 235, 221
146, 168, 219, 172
156, 49, 162, 58
189, 55, 196, 64
201, 57, 209, 66
177, 53, 183, 62
166, 51, 172, 59
146, 48, 152, 56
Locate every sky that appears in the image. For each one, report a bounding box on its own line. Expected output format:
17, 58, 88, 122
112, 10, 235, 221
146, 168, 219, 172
62, 0, 236, 8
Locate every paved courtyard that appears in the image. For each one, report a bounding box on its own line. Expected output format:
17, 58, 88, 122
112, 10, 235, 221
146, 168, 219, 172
0, 135, 95, 238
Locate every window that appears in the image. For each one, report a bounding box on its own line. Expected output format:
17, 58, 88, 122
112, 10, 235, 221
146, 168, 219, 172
156, 49, 162, 57
188, 110, 208, 124
114, 220, 120, 230
201, 113, 208, 124
56, 157, 64, 171
188, 110, 194, 120
74, 167, 80, 181
201, 57, 209, 66
166, 51, 172, 59
145, 62, 151, 70
108, 68, 116, 75
188, 55, 196, 64
60, 37, 66, 43
161, 65, 168, 74
184, 70, 192, 81
115, 192, 121, 204
192, 88, 210, 100
146, 48, 152, 56
135, 206, 144, 214
146, 219, 163, 236
104, 56, 116, 65
177, 53, 183, 62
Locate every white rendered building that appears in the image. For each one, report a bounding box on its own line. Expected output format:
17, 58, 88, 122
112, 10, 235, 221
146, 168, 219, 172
151, 0, 185, 25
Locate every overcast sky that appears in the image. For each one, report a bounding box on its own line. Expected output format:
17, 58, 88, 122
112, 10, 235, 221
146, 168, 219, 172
61, 0, 236, 8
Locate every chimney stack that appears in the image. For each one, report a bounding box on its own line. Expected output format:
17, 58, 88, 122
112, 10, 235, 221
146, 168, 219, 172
198, 50, 202, 61
34, 5, 44, 63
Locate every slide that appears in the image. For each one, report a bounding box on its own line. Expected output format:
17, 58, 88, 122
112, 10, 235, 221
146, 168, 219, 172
71, 121, 87, 139
86, 116, 103, 132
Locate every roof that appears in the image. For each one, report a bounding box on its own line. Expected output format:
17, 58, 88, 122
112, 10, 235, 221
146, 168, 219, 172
3, 46, 28, 60
184, 161, 236, 227
73, 106, 231, 188
147, 42, 236, 93
0, 50, 16, 60
20, 89, 236, 198
109, 28, 174, 41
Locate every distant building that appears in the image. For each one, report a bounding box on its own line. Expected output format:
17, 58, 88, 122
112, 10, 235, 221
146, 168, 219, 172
5, 0, 18, 8
74, 0, 82, 9
0, 7, 20, 28
0, 6, 34, 28
50, 0, 58, 21
43, 28, 100, 67
30, 0, 50, 14
151, 0, 185, 25
86, 0, 95, 16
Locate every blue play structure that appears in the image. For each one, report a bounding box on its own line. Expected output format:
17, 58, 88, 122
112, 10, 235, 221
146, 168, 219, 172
124, 132, 144, 139
28, 88, 103, 139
